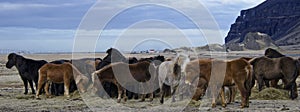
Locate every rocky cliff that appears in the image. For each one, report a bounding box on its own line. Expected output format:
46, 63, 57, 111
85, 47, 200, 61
225, 0, 300, 48
226, 32, 278, 51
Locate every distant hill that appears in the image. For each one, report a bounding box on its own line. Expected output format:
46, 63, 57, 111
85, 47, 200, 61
226, 32, 278, 51
225, 0, 300, 50
164, 44, 225, 54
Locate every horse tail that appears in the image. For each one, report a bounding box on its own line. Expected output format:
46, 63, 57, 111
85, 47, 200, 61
292, 60, 299, 84
244, 64, 253, 92
285, 59, 299, 89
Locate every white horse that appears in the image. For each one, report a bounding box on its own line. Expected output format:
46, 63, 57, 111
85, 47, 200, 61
158, 53, 190, 104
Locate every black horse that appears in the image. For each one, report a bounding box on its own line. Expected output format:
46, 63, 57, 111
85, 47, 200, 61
6, 53, 47, 94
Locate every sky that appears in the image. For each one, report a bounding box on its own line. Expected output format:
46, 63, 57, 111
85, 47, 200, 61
0, 0, 265, 53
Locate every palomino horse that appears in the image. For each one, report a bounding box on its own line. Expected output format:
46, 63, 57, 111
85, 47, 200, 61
91, 61, 157, 103
158, 53, 190, 104
36, 62, 89, 99
185, 58, 253, 108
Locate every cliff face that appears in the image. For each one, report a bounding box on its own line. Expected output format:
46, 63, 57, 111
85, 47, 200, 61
225, 0, 300, 47
226, 32, 278, 51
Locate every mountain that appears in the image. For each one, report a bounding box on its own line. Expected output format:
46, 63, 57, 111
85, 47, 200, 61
226, 32, 278, 51
225, 0, 300, 50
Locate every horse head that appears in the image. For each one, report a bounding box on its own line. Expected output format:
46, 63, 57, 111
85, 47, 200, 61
6, 53, 21, 69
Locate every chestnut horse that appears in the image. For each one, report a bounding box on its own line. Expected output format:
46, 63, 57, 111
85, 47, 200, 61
36, 62, 89, 99
185, 58, 253, 108
91, 61, 157, 103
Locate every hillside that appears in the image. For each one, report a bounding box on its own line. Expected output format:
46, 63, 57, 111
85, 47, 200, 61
225, 0, 300, 50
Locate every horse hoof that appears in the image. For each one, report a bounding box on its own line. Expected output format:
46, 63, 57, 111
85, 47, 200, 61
117, 99, 121, 103
32, 92, 36, 94
160, 100, 164, 104
149, 98, 153, 102
35, 96, 41, 100
24, 92, 28, 95
139, 99, 145, 102
222, 104, 227, 108
212, 103, 216, 108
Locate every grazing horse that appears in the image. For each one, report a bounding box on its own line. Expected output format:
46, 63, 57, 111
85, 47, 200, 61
91, 61, 156, 103
250, 56, 299, 99
185, 58, 253, 108
5, 53, 47, 94
158, 54, 190, 104
36, 62, 89, 99
264, 48, 286, 88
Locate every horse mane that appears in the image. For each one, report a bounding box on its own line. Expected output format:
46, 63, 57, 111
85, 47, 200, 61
173, 53, 190, 71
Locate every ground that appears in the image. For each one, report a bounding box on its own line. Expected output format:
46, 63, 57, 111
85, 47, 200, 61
0, 50, 299, 112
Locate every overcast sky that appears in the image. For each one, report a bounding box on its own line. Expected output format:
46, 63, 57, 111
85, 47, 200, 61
0, 0, 265, 53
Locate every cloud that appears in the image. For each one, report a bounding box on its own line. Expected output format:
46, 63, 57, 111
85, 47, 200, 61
0, 0, 265, 52
0, 27, 75, 40
0, 1, 95, 29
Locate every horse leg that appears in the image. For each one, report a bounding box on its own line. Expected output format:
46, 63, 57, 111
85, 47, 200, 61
264, 80, 270, 87
148, 82, 154, 102
257, 76, 264, 91
44, 81, 51, 98
64, 79, 70, 98
230, 86, 237, 103
139, 83, 148, 102
115, 82, 123, 103
290, 82, 298, 100
220, 87, 227, 107
29, 80, 35, 94
236, 82, 248, 108
211, 86, 217, 108
123, 87, 127, 102
171, 86, 177, 102
160, 84, 166, 104
35, 79, 45, 99
21, 77, 28, 94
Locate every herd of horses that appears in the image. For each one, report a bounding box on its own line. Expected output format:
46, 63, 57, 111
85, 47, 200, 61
5, 48, 300, 108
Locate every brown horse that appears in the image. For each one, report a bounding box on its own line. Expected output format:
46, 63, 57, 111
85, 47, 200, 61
250, 56, 299, 99
91, 61, 156, 103
264, 48, 286, 88
185, 58, 253, 108
36, 62, 89, 99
